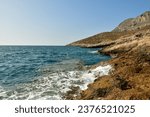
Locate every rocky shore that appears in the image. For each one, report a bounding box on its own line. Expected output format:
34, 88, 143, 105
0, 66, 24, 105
67, 11, 150, 100
78, 29, 150, 100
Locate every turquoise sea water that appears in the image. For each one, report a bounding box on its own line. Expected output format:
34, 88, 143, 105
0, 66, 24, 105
0, 46, 110, 99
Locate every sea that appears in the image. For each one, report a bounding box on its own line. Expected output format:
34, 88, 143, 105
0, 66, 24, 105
0, 46, 111, 100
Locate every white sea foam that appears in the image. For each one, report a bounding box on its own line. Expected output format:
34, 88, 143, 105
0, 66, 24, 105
0, 64, 112, 100
80, 65, 112, 90
0, 71, 83, 100
88, 50, 98, 54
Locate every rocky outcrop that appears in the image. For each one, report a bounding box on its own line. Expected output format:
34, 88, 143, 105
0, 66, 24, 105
100, 28, 150, 56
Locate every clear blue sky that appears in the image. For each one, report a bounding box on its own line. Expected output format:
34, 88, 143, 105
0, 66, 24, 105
0, 0, 149, 45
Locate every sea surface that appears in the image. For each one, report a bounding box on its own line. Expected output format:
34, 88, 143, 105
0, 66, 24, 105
0, 46, 110, 100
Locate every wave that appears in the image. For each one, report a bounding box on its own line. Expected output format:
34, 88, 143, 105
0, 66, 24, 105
0, 59, 112, 100
80, 65, 112, 90
88, 50, 98, 54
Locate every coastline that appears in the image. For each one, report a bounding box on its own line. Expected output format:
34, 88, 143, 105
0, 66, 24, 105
66, 25, 150, 100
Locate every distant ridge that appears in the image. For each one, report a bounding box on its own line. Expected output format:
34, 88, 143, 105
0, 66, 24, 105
113, 11, 150, 32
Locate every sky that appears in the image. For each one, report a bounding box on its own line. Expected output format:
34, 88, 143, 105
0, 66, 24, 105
0, 0, 150, 45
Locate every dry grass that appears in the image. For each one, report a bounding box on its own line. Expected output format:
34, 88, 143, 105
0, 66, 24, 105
68, 25, 150, 47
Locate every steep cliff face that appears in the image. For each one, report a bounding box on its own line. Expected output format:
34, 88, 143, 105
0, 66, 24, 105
113, 11, 150, 32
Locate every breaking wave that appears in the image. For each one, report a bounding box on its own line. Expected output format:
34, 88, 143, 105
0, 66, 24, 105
0, 59, 112, 100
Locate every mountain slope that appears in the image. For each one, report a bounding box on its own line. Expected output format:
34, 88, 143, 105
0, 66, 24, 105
113, 11, 150, 32
68, 11, 150, 48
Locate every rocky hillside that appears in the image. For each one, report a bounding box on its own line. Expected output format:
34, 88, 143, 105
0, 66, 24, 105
66, 11, 150, 100
113, 11, 150, 32
77, 29, 150, 100
100, 26, 150, 56
65, 27, 150, 100
68, 11, 150, 48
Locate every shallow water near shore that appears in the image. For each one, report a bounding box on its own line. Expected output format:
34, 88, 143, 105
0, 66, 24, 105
0, 46, 111, 100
